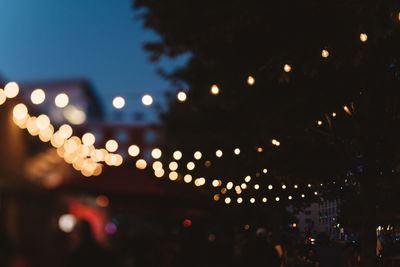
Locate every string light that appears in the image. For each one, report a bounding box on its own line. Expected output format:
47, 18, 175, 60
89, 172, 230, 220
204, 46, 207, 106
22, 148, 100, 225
105, 139, 118, 152
254, 184, 259, 190
244, 176, 251, 182
13, 104, 28, 120
250, 198, 255, 203
283, 64, 292, 72
241, 183, 247, 189
234, 148, 240, 155
268, 185, 273, 190
112, 96, 125, 109
216, 149, 223, 157
195, 177, 206, 186
154, 169, 165, 178
224, 197, 231, 204
31, 89, 46, 104
360, 33, 368, 42
212, 179, 221, 187
332, 112, 336, 117
184, 174, 192, 183
82, 132, 95, 146
36, 114, 50, 130
187, 161, 195, 170
288, 196, 293, 200
262, 197, 267, 203
169, 171, 178, 181
152, 161, 163, 171
263, 169, 268, 174
321, 49, 329, 58
247, 76, 255, 85
275, 197, 280, 202
0, 89, 6, 105
128, 145, 140, 157
59, 124, 73, 139
55, 93, 69, 108
210, 84, 219, 95
177, 91, 187, 102
169, 161, 178, 171
226, 182, 233, 190
194, 151, 202, 160
317, 120, 323, 125
237, 197, 243, 204
4, 82, 19, 98
142, 94, 153, 106
173, 150, 182, 160
151, 148, 162, 159
136, 159, 147, 169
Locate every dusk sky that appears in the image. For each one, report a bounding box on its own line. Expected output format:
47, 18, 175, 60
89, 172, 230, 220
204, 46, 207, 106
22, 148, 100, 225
0, 0, 188, 123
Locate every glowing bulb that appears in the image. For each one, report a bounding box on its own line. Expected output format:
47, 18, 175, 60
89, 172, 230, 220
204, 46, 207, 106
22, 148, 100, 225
226, 182, 233, 190
294, 184, 298, 189
36, 114, 50, 130
241, 183, 247, 189
332, 112, 337, 117
210, 84, 219, 95
268, 185, 273, 190
321, 49, 329, 58
13, 104, 28, 120
288, 196, 293, 200
234, 148, 240, 155
224, 197, 231, 204
282, 185, 286, 189
136, 159, 147, 169
244, 176, 251, 183
317, 120, 323, 125
212, 180, 220, 187
284, 64, 292, 73
31, 89, 46, 104
169, 171, 178, 181
360, 33, 368, 42
59, 124, 73, 139
105, 139, 118, 152
55, 93, 69, 108
187, 161, 195, 170
263, 169, 268, 174
151, 148, 162, 159
301, 194, 305, 198
254, 184, 259, 190
195, 177, 206, 186
112, 96, 125, 109
184, 174, 192, 183
194, 151, 202, 160
216, 149, 223, 157
177, 91, 187, 102
152, 161, 163, 171
82, 132, 96, 146
128, 145, 140, 157
169, 161, 178, 171
0, 89, 6, 105
237, 197, 243, 204
275, 141, 280, 146
173, 150, 182, 160
58, 214, 77, 233
308, 184, 312, 188
262, 197, 267, 203
275, 197, 280, 202
247, 76, 255, 85
142, 94, 153, 106
154, 169, 164, 178
250, 198, 255, 203
272, 139, 277, 145
4, 82, 19, 98
314, 191, 318, 195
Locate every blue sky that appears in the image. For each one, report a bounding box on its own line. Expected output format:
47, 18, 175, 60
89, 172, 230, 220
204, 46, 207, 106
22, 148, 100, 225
0, 0, 187, 123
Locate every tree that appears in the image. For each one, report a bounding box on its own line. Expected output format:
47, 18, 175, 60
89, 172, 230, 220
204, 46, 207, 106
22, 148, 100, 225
134, 1, 400, 265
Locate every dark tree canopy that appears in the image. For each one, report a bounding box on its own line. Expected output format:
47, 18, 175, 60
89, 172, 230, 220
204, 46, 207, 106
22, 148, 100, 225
134, 1, 400, 264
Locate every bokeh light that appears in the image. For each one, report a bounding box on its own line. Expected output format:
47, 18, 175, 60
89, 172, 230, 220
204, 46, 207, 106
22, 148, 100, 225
31, 89, 46, 104
58, 214, 77, 233
177, 91, 187, 102
142, 94, 153, 106
151, 148, 162, 159
210, 84, 219, 95
13, 104, 28, 120
128, 145, 140, 157
96, 195, 109, 207
284, 64, 292, 73
4, 82, 19, 98
55, 93, 69, 108
136, 159, 147, 169
105, 139, 118, 152
112, 96, 125, 109
59, 124, 73, 139
173, 150, 182, 160
82, 132, 96, 146
247, 76, 255, 85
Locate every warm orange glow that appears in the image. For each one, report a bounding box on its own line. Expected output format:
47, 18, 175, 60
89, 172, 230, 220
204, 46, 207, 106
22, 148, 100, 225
142, 94, 153, 106
128, 145, 140, 157
177, 91, 187, 102
55, 93, 69, 108
36, 114, 50, 130
360, 33, 368, 42
237, 197, 243, 204
105, 139, 118, 152
321, 49, 329, 58
332, 112, 337, 117
343, 105, 352, 115
0, 89, 6, 105
169, 161, 178, 171
169, 171, 178, 181
152, 161, 163, 171
184, 174, 192, 183
210, 84, 219, 95
96, 195, 109, 207
82, 132, 96, 146
4, 82, 19, 98
59, 124, 73, 139
112, 96, 125, 109
194, 177, 206, 186
257, 147, 263, 152
151, 148, 162, 159
247, 76, 255, 85
284, 64, 292, 73
136, 159, 147, 169
13, 104, 28, 120
154, 168, 165, 178
213, 194, 220, 201
31, 89, 46, 104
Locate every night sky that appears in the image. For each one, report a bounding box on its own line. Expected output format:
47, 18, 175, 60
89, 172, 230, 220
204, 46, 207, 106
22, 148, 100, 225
0, 0, 188, 123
